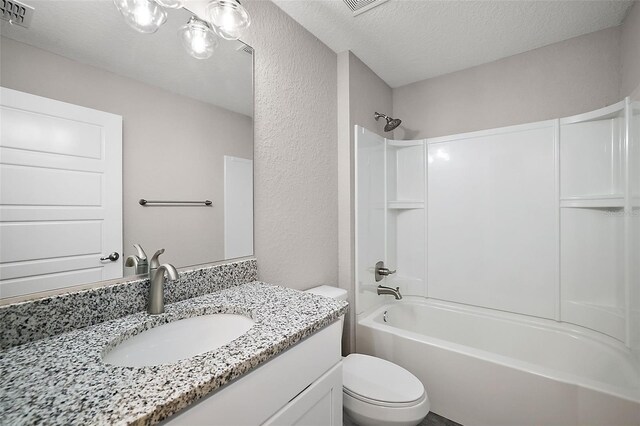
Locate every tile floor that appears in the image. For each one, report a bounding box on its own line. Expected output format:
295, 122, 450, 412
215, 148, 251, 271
344, 411, 461, 426
420, 412, 462, 426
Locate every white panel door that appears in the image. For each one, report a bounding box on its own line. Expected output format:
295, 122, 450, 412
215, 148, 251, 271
427, 121, 558, 319
223, 156, 253, 259
0, 87, 122, 298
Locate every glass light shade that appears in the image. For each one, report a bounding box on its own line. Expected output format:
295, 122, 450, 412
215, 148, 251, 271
113, 0, 167, 34
155, 0, 184, 9
206, 0, 251, 41
179, 16, 218, 59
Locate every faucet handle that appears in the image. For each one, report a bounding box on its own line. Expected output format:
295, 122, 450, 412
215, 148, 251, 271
375, 260, 397, 282
125, 244, 148, 266
133, 244, 147, 260
160, 263, 179, 281
150, 248, 165, 270
125, 244, 150, 275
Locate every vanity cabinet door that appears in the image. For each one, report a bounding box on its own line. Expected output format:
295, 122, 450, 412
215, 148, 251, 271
162, 321, 342, 426
263, 362, 342, 426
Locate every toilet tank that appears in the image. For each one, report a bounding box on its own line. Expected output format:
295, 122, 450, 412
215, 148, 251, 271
305, 285, 347, 332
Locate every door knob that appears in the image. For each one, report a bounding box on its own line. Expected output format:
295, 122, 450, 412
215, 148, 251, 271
100, 252, 120, 262
375, 260, 396, 282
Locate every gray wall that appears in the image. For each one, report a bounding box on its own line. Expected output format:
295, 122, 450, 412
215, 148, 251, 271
348, 53, 394, 137
337, 51, 392, 352
392, 26, 622, 139
241, 1, 339, 288
622, 2, 640, 98
0, 37, 253, 270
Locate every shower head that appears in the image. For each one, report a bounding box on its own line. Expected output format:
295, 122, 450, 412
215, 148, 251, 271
374, 112, 402, 132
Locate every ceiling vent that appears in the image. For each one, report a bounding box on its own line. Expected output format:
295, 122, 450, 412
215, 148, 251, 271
343, 0, 389, 16
0, 0, 34, 29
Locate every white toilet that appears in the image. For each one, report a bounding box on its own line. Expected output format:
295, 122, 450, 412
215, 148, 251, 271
305, 286, 430, 426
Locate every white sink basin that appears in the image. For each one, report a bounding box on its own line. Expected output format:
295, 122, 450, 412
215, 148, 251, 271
103, 314, 255, 367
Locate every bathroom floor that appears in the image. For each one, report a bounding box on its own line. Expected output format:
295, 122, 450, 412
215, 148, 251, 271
420, 412, 462, 426
343, 412, 461, 426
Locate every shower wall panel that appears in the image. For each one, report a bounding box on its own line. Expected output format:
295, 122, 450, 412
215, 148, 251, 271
426, 121, 558, 319
355, 127, 386, 316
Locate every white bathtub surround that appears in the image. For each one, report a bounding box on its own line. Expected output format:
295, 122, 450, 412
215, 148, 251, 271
355, 99, 640, 424
356, 99, 638, 344
357, 299, 640, 426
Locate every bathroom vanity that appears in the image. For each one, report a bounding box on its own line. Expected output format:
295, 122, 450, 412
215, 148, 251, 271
164, 320, 343, 425
0, 260, 347, 425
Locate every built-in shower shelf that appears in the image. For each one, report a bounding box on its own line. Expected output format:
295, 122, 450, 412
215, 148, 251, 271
388, 200, 424, 209
387, 140, 424, 148
560, 195, 625, 208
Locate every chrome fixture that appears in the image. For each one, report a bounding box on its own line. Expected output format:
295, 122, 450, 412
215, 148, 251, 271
125, 244, 149, 275
113, 0, 251, 56
178, 16, 218, 59
206, 0, 251, 41
100, 252, 120, 262
374, 112, 402, 132
377, 285, 402, 300
139, 198, 213, 206
148, 248, 179, 315
112, 0, 167, 34
374, 260, 396, 282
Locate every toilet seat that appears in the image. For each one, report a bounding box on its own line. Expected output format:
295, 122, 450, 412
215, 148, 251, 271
344, 387, 425, 408
343, 354, 425, 405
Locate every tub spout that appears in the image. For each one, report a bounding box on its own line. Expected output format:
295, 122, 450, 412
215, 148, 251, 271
377, 285, 402, 300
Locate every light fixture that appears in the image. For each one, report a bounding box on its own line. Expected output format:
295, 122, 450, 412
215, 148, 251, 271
155, 0, 184, 9
178, 16, 218, 59
206, 0, 251, 41
113, 0, 167, 34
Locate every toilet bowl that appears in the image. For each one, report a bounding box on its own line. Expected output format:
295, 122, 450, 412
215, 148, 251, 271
305, 286, 430, 426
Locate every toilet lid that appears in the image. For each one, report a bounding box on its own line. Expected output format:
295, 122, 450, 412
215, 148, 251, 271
343, 354, 425, 404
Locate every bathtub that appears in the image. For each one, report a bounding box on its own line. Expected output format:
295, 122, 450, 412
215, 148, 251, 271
356, 298, 640, 426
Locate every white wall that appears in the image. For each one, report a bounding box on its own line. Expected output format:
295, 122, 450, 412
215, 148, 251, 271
393, 26, 622, 139
0, 37, 253, 270
338, 51, 393, 352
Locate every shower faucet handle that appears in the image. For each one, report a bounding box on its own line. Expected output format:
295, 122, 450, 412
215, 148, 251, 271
375, 261, 396, 282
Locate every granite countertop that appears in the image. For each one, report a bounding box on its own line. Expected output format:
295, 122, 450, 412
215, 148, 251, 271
0, 282, 348, 425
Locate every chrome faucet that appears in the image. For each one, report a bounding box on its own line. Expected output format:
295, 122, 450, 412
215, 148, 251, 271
375, 261, 396, 282
125, 244, 148, 275
147, 249, 179, 315
377, 285, 402, 300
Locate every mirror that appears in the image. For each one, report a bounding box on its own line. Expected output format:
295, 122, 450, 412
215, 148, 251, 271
0, 1, 254, 299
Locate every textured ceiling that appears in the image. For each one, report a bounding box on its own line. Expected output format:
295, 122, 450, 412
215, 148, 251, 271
272, 0, 634, 88
1, 0, 253, 116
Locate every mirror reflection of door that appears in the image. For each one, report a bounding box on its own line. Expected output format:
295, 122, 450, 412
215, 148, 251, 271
0, 88, 123, 298
224, 156, 253, 259
0, 1, 254, 300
